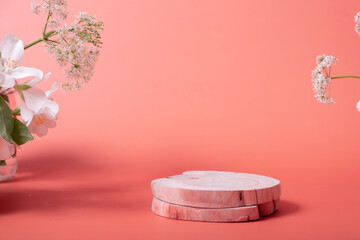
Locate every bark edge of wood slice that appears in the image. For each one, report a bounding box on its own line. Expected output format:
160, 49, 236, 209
151, 197, 261, 222
152, 198, 280, 222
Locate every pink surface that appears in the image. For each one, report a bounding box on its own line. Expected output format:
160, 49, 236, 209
1, 0, 360, 239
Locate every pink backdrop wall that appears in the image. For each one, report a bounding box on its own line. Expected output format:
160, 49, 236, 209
1, 0, 360, 239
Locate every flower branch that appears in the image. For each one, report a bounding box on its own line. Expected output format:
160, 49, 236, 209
0, 0, 103, 170
311, 11, 360, 110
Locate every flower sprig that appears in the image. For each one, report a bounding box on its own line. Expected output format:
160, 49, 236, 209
28, 0, 104, 90
312, 12, 360, 110
355, 12, 360, 35
312, 55, 337, 104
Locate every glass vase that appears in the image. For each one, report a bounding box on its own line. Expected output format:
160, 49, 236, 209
0, 92, 18, 182
0, 156, 17, 182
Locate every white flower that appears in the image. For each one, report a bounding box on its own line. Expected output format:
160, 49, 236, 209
30, 1, 103, 91
20, 82, 59, 137
0, 137, 15, 160
312, 54, 337, 104
26, 72, 52, 87
355, 12, 360, 35
0, 34, 43, 90
31, 1, 41, 14
46, 13, 103, 91
357, 100, 360, 112
31, 0, 68, 28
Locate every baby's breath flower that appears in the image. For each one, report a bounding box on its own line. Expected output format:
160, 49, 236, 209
31, 0, 68, 28
355, 12, 360, 35
45, 12, 103, 91
312, 54, 337, 104
29, 1, 103, 91
31, 1, 41, 14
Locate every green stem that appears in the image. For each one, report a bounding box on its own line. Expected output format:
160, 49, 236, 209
331, 76, 360, 79
43, 11, 52, 36
44, 30, 57, 38
24, 31, 58, 50
24, 38, 44, 50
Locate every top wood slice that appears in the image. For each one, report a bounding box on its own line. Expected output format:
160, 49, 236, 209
151, 171, 281, 208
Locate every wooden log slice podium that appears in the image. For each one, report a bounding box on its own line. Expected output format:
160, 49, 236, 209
151, 171, 281, 222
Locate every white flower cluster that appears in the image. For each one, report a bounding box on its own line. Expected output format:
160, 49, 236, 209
312, 54, 337, 104
0, 34, 59, 159
46, 12, 103, 91
31, 0, 104, 91
31, 0, 68, 28
355, 12, 360, 35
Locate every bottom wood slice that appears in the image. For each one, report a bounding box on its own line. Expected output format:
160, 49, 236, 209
152, 197, 260, 222
258, 199, 280, 217
152, 198, 280, 222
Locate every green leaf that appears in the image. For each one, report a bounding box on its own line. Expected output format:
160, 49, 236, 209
18, 91, 25, 102
0, 96, 14, 143
11, 118, 34, 145
12, 107, 21, 116
14, 84, 31, 91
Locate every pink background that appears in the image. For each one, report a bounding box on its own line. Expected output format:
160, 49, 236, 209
1, 0, 360, 239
